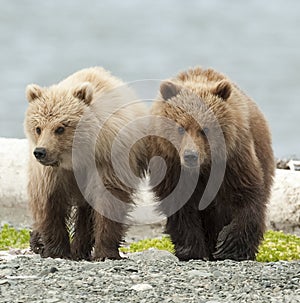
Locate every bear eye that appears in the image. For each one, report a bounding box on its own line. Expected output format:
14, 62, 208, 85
36, 127, 41, 135
55, 126, 65, 135
178, 126, 185, 135
199, 127, 209, 137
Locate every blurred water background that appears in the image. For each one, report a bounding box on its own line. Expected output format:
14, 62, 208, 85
0, 0, 299, 158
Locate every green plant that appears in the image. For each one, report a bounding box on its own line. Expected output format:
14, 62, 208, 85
256, 230, 300, 262
1, 225, 299, 262
121, 236, 175, 254
121, 231, 300, 262
0, 224, 30, 250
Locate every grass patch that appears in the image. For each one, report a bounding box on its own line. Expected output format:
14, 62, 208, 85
0, 224, 30, 250
121, 231, 300, 262
120, 236, 175, 254
1, 225, 299, 262
256, 230, 300, 262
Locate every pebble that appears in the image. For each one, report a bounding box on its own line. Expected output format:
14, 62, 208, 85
0, 249, 299, 303
212, 270, 223, 277
44, 299, 61, 303
49, 267, 58, 273
0, 279, 9, 285
131, 283, 153, 291
188, 269, 213, 278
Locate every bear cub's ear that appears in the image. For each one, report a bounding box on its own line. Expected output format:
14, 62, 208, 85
26, 84, 43, 103
212, 80, 231, 101
73, 82, 93, 105
160, 81, 181, 101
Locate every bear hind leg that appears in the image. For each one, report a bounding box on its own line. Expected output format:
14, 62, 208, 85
93, 214, 126, 261
91, 187, 131, 261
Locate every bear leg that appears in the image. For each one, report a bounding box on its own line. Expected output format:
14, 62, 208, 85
37, 201, 71, 259
93, 213, 125, 261
213, 204, 265, 261
166, 209, 209, 261
71, 204, 95, 261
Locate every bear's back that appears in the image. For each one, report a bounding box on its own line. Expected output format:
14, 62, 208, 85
58, 67, 123, 95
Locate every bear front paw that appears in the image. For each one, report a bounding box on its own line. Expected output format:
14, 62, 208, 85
30, 231, 44, 254
213, 224, 256, 261
175, 245, 209, 261
40, 243, 71, 259
71, 243, 92, 261
92, 249, 122, 262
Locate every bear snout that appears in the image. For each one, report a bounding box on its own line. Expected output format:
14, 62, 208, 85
33, 147, 47, 160
33, 147, 59, 166
183, 149, 199, 167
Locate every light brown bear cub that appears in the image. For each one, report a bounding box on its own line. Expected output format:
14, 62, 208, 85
25, 67, 147, 260
149, 67, 275, 261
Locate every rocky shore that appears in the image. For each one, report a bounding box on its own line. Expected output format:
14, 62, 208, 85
0, 249, 300, 303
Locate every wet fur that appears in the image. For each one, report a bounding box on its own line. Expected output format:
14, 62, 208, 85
148, 67, 275, 261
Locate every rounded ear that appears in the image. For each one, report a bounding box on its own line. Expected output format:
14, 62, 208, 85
73, 82, 93, 105
26, 84, 43, 103
212, 80, 231, 100
160, 81, 182, 101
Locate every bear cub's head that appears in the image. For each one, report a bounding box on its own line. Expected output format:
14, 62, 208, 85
25, 82, 93, 169
158, 79, 232, 169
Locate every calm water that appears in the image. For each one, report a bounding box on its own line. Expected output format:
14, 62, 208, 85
0, 0, 299, 158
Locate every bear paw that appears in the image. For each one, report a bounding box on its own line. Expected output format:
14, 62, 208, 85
213, 224, 256, 261
40, 244, 71, 259
71, 244, 92, 261
30, 231, 44, 254
92, 250, 123, 262
175, 245, 210, 261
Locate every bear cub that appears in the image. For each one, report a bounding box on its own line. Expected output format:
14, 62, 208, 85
148, 67, 275, 261
25, 67, 147, 261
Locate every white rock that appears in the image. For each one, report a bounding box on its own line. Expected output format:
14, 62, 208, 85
0, 250, 18, 261
130, 283, 153, 291
266, 169, 300, 235
287, 160, 300, 171
0, 138, 28, 208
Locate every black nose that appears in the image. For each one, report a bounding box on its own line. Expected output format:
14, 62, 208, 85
183, 150, 198, 166
34, 147, 47, 160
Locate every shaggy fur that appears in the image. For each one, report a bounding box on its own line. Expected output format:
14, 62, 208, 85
25, 67, 147, 260
148, 67, 275, 261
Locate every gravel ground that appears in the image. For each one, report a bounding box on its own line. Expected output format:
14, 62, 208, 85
0, 249, 299, 303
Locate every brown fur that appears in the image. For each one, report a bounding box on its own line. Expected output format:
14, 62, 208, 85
148, 67, 275, 261
24, 67, 147, 260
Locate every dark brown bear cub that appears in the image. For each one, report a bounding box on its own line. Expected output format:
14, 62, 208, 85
148, 67, 275, 261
